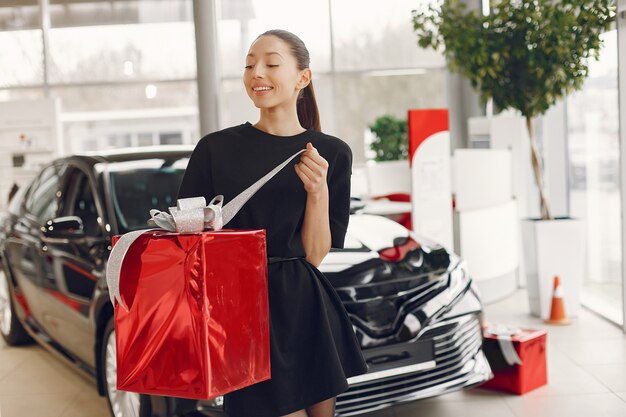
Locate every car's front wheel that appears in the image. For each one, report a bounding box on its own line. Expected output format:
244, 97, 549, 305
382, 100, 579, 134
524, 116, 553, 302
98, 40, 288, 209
0, 262, 33, 346
102, 318, 147, 417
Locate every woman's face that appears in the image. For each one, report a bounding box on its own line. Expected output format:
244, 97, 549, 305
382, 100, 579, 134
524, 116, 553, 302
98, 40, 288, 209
243, 35, 310, 111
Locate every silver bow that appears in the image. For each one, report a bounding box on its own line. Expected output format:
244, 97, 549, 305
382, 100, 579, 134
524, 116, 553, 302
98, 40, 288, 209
106, 148, 307, 310
147, 195, 224, 233
486, 324, 523, 366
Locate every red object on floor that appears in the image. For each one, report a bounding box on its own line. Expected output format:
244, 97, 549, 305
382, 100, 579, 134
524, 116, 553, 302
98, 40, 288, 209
372, 192, 412, 230
112, 229, 270, 400
481, 328, 548, 395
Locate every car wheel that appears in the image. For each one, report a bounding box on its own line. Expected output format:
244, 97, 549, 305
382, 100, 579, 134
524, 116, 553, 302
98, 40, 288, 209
0, 263, 33, 346
102, 318, 147, 417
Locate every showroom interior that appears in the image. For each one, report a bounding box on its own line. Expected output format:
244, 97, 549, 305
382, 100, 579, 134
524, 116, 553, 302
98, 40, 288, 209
1, 0, 626, 416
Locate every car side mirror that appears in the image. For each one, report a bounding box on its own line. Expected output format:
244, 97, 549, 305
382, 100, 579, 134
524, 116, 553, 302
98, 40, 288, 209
41, 216, 86, 239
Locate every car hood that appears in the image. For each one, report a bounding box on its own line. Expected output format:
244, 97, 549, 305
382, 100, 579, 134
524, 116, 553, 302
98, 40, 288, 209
321, 215, 463, 345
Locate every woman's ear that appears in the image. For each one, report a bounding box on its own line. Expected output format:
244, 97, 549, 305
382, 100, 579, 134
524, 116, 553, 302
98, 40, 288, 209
297, 68, 312, 90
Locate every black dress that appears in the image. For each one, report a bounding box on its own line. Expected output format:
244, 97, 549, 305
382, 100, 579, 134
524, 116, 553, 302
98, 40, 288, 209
176, 122, 368, 417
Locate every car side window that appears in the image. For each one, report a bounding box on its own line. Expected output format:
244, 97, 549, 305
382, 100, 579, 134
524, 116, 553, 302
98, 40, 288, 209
65, 169, 103, 237
24, 164, 63, 221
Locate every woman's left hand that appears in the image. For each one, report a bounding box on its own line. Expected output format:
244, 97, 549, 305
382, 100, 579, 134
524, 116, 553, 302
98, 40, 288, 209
295, 142, 329, 195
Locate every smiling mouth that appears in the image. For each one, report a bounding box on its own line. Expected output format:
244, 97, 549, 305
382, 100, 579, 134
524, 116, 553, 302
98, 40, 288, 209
253, 86, 273, 92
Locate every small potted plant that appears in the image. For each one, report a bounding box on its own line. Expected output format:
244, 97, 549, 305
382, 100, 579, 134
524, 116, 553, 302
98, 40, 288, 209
365, 114, 412, 228
368, 114, 408, 162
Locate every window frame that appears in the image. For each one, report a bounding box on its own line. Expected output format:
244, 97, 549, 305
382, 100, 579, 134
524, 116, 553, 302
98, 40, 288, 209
23, 163, 64, 223
59, 163, 106, 238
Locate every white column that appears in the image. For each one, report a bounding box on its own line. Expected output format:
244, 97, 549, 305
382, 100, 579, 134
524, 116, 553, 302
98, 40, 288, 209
617, 0, 626, 332
39, 0, 51, 97
193, 0, 222, 137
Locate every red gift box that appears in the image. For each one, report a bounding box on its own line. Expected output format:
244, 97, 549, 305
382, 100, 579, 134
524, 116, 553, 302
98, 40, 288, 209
481, 327, 547, 395
111, 229, 271, 400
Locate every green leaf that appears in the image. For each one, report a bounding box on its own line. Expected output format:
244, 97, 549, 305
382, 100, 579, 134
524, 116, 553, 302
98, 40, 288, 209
368, 115, 409, 162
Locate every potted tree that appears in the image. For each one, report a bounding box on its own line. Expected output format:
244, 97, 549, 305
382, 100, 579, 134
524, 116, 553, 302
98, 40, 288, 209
411, 0, 615, 318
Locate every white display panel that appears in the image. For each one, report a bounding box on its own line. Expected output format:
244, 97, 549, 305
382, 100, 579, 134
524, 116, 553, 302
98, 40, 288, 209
452, 149, 512, 211
456, 200, 519, 282
410, 131, 453, 249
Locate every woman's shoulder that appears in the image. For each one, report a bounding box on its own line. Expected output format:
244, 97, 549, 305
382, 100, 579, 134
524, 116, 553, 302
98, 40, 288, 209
202, 124, 248, 141
195, 124, 249, 148
309, 130, 352, 156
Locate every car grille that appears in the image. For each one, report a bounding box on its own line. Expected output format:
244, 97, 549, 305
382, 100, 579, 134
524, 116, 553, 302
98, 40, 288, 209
345, 276, 448, 340
336, 314, 483, 416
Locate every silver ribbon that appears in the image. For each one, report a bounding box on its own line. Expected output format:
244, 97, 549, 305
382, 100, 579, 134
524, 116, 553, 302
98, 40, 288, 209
106, 149, 306, 310
486, 325, 523, 366
148, 195, 224, 233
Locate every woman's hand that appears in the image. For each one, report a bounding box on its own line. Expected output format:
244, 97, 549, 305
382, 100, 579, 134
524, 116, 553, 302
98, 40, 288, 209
295, 142, 329, 195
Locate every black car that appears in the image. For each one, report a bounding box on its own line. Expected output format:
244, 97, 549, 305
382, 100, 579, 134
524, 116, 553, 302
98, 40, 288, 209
0, 147, 491, 417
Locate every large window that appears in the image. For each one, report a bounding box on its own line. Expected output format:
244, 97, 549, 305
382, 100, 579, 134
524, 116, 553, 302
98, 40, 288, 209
330, 0, 444, 71
217, 0, 445, 163
567, 30, 622, 325
2, 0, 445, 162
218, 0, 331, 77
0, 29, 44, 87
47, 22, 196, 84
0, 0, 198, 154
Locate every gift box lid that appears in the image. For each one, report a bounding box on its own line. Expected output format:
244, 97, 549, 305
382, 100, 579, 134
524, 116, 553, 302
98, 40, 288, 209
483, 324, 547, 343
112, 228, 266, 245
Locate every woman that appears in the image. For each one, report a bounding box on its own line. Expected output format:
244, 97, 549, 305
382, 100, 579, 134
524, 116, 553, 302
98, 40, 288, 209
177, 29, 368, 417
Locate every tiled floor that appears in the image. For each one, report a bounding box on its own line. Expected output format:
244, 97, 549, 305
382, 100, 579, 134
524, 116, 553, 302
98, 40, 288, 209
1, 289, 625, 417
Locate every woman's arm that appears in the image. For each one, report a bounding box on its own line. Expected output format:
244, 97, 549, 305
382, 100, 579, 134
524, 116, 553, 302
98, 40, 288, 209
295, 142, 332, 266
300, 186, 331, 266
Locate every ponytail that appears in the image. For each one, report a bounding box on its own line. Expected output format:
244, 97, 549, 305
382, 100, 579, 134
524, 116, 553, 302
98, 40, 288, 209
258, 29, 321, 132
297, 81, 321, 132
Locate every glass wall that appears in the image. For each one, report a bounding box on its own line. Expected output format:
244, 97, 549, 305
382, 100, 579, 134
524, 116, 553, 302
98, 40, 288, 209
2, 0, 447, 162
0, 0, 199, 153
567, 30, 623, 326
217, 0, 446, 163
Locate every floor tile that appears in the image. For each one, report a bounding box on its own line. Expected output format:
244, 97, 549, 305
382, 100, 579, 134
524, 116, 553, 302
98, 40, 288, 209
582, 363, 626, 393
553, 338, 626, 366
2, 288, 625, 417
0, 343, 40, 382
56, 385, 110, 417
504, 393, 626, 417
394, 398, 516, 417
0, 393, 76, 417
58, 396, 110, 417
0, 348, 87, 396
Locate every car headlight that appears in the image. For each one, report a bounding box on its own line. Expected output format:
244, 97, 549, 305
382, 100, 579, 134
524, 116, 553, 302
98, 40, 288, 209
421, 261, 470, 319
449, 260, 469, 295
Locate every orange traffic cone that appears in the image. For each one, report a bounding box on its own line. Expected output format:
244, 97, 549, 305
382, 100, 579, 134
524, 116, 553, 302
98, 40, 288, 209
544, 276, 570, 325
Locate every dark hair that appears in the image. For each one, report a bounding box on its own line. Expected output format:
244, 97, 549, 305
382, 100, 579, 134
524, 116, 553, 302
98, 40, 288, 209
258, 29, 321, 132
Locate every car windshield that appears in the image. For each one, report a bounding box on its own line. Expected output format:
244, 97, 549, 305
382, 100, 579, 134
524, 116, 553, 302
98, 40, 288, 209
108, 157, 189, 233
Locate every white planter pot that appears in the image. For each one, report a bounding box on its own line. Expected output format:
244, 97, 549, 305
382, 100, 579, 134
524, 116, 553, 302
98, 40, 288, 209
521, 218, 584, 319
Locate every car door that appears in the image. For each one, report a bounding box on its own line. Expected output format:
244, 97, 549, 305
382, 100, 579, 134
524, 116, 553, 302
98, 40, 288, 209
4, 163, 65, 334
37, 164, 108, 364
